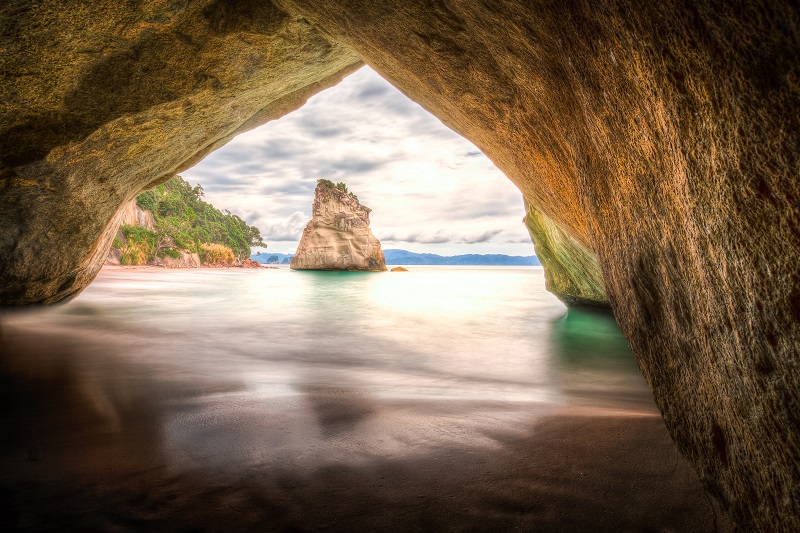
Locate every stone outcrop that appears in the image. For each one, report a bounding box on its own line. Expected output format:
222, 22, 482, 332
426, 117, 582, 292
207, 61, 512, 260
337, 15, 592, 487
1, 1, 799, 530
118, 200, 155, 232
290, 181, 387, 271
162, 251, 202, 269
0, 0, 361, 304
524, 202, 607, 309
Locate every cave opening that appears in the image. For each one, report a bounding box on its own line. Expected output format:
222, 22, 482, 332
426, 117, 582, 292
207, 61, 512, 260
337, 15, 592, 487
2, 1, 798, 528
178, 65, 533, 261
0, 65, 731, 531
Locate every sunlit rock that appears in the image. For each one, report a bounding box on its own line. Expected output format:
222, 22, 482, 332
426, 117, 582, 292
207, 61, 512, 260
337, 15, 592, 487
291, 180, 387, 271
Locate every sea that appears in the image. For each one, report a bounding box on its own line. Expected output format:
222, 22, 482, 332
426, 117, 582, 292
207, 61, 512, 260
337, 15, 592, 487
0, 266, 728, 531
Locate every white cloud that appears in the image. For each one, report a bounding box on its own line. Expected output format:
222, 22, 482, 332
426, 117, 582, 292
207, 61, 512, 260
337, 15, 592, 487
182, 67, 534, 256
264, 211, 309, 241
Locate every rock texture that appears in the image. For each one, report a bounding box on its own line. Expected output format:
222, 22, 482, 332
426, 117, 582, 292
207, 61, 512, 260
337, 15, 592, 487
1, 1, 800, 530
0, 0, 361, 304
118, 200, 155, 231
290, 181, 387, 271
524, 202, 607, 308
273, 2, 800, 530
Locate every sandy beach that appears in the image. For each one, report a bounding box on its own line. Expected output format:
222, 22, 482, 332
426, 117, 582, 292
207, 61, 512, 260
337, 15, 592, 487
0, 328, 731, 532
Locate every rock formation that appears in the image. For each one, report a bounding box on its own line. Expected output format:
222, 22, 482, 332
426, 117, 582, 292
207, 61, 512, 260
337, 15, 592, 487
290, 181, 387, 271
1, 1, 799, 530
0, 0, 361, 304
118, 200, 156, 232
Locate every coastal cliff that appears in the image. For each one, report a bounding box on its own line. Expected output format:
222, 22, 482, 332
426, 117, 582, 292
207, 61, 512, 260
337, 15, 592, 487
107, 176, 264, 268
291, 180, 387, 271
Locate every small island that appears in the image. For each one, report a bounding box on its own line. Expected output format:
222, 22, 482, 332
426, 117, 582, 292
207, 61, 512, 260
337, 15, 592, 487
290, 180, 387, 271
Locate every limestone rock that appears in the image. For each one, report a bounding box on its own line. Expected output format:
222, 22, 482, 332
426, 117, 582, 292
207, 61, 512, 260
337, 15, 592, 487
161, 251, 201, 269
2, 1, 800, 530
290, 181, 387, 271
118, 200, 155, 232
0, 0, 361, 304
238, 258, 262, 269
524, 202, 607, 309
390, 266, 408, 272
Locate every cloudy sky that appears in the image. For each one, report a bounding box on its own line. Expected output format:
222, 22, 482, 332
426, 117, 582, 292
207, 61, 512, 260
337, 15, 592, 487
182, 66, 534, 256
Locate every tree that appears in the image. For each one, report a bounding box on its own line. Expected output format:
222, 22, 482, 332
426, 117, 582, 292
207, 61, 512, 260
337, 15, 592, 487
132, 175, 267, 259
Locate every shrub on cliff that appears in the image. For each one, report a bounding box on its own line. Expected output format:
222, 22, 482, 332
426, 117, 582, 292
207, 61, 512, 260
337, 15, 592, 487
118, 225, 157, 265
199, 243, 236, 265
317, 179, 358, 201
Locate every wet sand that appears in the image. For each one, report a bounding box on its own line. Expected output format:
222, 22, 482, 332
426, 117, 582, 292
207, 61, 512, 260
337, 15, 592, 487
0, 318, 732, 532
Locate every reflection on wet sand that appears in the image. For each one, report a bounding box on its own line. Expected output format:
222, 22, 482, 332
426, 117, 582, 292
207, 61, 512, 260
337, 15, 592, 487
0, 268, 732, 531
1, 322, 729, 531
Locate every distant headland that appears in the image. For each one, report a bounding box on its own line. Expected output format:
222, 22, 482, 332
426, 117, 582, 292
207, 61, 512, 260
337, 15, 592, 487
254, 249, 540, 267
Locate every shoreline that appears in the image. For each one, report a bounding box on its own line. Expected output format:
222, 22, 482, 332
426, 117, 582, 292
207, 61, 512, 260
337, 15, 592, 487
101, 263, 278, 272
0, 268, 732, 532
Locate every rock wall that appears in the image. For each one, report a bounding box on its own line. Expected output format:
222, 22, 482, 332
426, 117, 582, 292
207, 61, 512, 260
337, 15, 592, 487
524, 202, 607, 308
118, 200, 155, 232
290, 182, 387, 271
0, 0, 361, 304
272, 1, 800, 530
1, 1, 799, 530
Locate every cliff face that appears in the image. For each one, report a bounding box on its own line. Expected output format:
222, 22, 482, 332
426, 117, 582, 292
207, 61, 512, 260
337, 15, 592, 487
118, 200, 155, 232
290, 183, 387, 271
2, 1, 800, 530
524, 202, 607, 309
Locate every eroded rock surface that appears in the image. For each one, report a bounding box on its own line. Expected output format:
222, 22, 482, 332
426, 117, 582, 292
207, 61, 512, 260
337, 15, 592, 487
0, 0, 361, 304
273, 1, 800, 530
291, 181, 386, 271
524, 202, 607, 308
1, 1, 799, 530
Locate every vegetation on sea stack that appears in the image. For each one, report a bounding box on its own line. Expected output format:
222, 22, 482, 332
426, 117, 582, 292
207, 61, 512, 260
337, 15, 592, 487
116, 176, 265, 265
318, 178, 358, 201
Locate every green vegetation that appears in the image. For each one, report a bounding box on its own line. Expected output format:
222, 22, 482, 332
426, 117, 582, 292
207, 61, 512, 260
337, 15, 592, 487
116, 176, 266, 265
199, 242, 237, 264
317, 179, 358, 202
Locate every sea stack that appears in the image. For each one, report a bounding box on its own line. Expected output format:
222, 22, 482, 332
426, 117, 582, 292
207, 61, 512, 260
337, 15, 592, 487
290, 180, 387, 271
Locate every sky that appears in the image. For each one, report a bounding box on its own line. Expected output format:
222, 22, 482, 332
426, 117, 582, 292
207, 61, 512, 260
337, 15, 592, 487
182, 66, 534, 256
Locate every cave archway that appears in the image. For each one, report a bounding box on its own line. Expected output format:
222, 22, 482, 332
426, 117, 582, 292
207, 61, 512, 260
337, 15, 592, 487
179, 65, 536, 264
1, 1, 799, 530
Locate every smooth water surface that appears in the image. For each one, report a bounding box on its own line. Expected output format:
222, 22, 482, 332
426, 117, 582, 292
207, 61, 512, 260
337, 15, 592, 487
0, 267, 728, 531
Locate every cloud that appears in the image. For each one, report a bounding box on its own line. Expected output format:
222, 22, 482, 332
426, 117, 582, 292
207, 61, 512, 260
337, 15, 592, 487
378, 230, 451, 244
378, 228, 503, 245
326, 157, 389, 175
458, 229, 503, 243
264, 211, 309, 241
299, 115, 346, 138
182, 66, 535, 256
257, 180, 315, 198
357, 81, 391, 100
